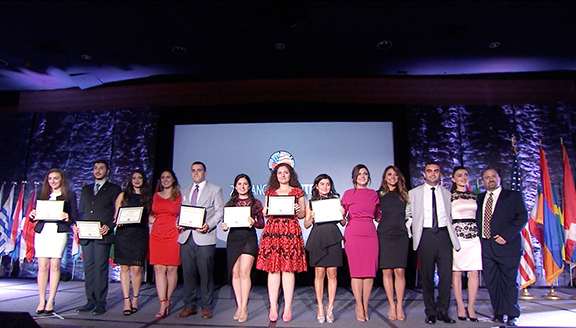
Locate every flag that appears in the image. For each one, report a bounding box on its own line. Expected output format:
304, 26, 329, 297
561, 143, 576, 265
8, 184, 25, 260
473, 178, 480, 195
539, 146, 564, 285
20, 186, 36, 263
0, 183, 15, 255
71, 229, 81, 262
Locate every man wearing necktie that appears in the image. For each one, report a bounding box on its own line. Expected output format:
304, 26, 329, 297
74, 160, 121, 315
406, 162, 460, 324
476, 169, 527, 327
176, 161, 224, 319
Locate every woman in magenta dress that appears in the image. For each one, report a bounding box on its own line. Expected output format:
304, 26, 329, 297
256, 163, 306, 324
341, 164, 381, 322
149, 170, 182, 318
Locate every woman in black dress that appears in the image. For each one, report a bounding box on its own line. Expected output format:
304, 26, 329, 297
113, 170, 152, 315
304, 174, 345, 324
220, 174, 264, 323
377, 165, 409, 321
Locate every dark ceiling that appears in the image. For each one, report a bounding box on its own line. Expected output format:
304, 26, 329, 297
1, 1, 576, 91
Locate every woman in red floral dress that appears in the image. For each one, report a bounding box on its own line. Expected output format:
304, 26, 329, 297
256, 163, 306, 324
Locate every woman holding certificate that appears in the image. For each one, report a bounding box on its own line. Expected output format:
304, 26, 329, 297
220, 174, 264, 323
256, 163, 306, 324
113, 170, 152, 315
29, 168, 77, 315
377, 166, 409, 321
149, 170, 182, 318
304, 174, 345, 324
341, 164, 381, 322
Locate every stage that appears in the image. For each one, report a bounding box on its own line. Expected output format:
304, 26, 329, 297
0, 278, 574, 328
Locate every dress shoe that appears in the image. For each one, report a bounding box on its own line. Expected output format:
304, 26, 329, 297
507, 316, 519, 326
437, 313, 456, 324
492, 315, 505, 323
425, 315, 437, 324
201, 309, 213, 319
92, 306, 106, 315
176, 307, 197, 317
76, 304, 95, 313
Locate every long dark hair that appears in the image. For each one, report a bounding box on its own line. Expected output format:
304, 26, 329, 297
122, 170, 152, 213
157, 170, 180, 201
310, 174, 339, 201
225, 173, 262, 214
450, 166, 468, 192
351, 164, 371, 187
40, 168, 71, 201
267, 163, 301, 190
378, 165, 409, 203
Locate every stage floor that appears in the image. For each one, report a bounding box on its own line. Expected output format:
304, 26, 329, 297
0, 278, 575, 327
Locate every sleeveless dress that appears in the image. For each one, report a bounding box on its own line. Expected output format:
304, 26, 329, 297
451, 191, 482, 271
225, 197, 264, 280
305, 197, 343, 267
113, 194, 149, 266
34, 192, 70, 258
256, 188, 307, 273
149, 193, 181, 266
377, 191, 409, 269
342, 188, 381, 278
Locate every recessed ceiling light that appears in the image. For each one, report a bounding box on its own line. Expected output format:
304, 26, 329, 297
0, 59, 7, 67
489, 42, 500, 49
172, 46, 187, 55
81, 54, 92, 60
377, 40, 393, 50
275, 43, 285, 50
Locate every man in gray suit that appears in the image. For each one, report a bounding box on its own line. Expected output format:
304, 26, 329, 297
176, 161, 224, 319
406, 162, 460, 324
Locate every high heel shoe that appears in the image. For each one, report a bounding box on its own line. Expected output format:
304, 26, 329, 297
282, 307, 292, 323
238, 309, 248, 323
155, 299, 170, 319
355, 304, 366, 322
326, 304, 335, 324
396, 307, 406, 321
131, 294, 139, 314
268, 304, 279, 323
123, 296, 132, 316
388, 304, 397, 320
467, 307, 478, 322
44, 301, 55, 315
316, 304, 325, 324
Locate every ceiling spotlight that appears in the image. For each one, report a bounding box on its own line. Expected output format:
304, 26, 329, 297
81, 54, 92, 60
275, 43, 285, 50
377, 40, 393, 50
489, 42, 500, 49
172, 46, 187, 55
0, 59, 7, 67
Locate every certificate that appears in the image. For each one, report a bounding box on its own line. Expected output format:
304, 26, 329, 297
34, 200, 65, 221
224, 206, 251, 228
311, 198, 343, 223
178, 205, 206, 228
267, 195, 295, 216
116, 206, 144, 224
77, 221, 102, 239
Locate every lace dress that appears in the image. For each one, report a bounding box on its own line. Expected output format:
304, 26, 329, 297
451, 191, 482, 271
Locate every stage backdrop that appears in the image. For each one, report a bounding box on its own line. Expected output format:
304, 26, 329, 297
0, 102, 575, 287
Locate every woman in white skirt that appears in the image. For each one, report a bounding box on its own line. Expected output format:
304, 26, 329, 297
29, 168, 77, 315
450, 166, 482, 322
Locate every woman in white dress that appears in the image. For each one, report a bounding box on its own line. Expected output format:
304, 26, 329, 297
29, 168, 77, 315
450, 166, 481, 322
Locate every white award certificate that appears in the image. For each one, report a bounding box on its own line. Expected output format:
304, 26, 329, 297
267, 195, 295, 216
224, 206, 251, 228
311, 198, 343, 223
178, 205, 206, 228
34, 200, 65, 221
77, 221, 102, 239
116, 206, 144, 224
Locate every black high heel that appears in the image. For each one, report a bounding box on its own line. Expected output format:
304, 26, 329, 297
123, 296, 132, 316
467, 308, 478, 322
44, 301, 55, 315
131, 295, 138, 314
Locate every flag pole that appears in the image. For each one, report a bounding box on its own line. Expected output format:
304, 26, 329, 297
519, 288, 537, 300
542, 281, 564, 300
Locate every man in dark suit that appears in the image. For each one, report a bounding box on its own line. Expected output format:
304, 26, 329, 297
74, 160, 121, 315
176, 161, 223, 319
476, 168, 527, 327
406, 162, 460, 324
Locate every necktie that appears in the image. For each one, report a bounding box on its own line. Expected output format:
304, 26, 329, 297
483, 192, 494, 238
94, 183, 101, 195
191, 184, 199, 206
431, 187, 438, 233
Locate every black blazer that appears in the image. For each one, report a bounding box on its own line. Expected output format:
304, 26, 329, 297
33, 192, 78, 233
475, 188, 528, 257
78, 180, 122, 245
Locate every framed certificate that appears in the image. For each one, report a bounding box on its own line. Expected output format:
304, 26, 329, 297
311, 198, 343, 223
116, 206, 144, 224
267, 195, 295, 216
178, 205, 206, 228
224, 206, 251, 228
77, 221, 102, 239
34, 200, 65, 221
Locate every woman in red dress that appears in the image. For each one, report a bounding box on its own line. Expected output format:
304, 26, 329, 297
149, 170, 181, 318
256, 163, 306, 324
